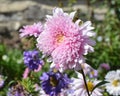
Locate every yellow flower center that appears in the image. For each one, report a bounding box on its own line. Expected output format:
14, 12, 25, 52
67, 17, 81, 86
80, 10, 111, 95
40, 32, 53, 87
86, 81, 94, 92
112, 79, 119, 87
56, 34, 64, 43
50, 76, 59, 87
91, 71, 94, 75
53, 68, 58, 73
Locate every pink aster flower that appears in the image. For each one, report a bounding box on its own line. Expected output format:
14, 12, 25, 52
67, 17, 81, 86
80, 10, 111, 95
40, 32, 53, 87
37, 8, 95, 70
19, 22, 43, 38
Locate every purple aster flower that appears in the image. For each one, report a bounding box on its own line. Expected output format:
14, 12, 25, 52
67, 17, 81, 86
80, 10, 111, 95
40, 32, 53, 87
7, 83, 30, 96
100, 63, 110, 70
88, 69, 98, 78
0, 75, 4, 88
23, 50, 43, 71
40, 70, 72, 96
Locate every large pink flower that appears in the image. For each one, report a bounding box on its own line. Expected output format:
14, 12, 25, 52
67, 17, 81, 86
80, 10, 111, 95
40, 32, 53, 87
37, 8, 95, 70
19, 22, 43, 38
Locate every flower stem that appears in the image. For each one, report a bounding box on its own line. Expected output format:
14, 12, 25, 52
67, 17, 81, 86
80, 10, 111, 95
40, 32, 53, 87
81, 68, 90, 96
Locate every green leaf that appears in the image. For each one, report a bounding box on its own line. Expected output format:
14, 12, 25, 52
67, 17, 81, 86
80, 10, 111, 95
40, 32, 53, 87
91, 81, 109, 94
21, 78, 35, 93
8, 80, 16, 86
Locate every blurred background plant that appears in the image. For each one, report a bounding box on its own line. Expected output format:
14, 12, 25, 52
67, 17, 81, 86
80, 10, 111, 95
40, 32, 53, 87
86, 0, 120, 70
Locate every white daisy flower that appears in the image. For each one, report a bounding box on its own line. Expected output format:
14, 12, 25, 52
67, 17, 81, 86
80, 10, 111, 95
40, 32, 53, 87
105, 70, 120, 96
71, 72, 103, 96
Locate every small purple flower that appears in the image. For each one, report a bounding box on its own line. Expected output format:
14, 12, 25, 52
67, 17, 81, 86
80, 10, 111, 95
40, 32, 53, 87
0, 75, 4, 88
88, 69, 98, 78
23, 50, 43, 71
40, 70, 72, 96
100, 63, 110, 70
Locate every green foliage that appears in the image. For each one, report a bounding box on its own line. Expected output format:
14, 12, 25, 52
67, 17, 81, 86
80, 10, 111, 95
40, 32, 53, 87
91, 81, 109, 94
86, 11, 120, 69
0, 44, 24, 81
21, 78, 35, 93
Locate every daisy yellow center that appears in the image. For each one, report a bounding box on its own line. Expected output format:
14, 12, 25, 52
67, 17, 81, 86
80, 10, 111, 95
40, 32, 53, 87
56, 34, 64, 43
86, 81, 94, 92
50, 77, 59, 87
112, 80, 119, 87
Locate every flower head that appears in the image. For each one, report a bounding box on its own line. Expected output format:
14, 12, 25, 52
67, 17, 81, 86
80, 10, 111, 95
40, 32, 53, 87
40, 69, 72, 96
23, 50, 43, 71
105, 70, 120, 96
100, 63, 110, 70
88, 68, 98, 78
0, 75, 4, 88
19, 22, 43, 38
71, 72, 102, 96
37, 8, 95, 70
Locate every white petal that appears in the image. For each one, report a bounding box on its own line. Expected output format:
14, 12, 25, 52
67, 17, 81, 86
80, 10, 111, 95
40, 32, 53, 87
53, 7, 63, 16
69, 11, 76, 19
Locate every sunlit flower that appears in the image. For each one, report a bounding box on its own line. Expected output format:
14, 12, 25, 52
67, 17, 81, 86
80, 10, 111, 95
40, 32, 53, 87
19, 22, 43, 38
105, 70, 120, 96
40, 70, 72, 96
37, 8, 95, 70
71, 72, 102, 96
23, 50, 43, 71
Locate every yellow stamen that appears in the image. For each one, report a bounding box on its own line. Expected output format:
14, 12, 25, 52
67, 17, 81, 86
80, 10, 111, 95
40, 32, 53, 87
112, 80, 119, 87
50, 77, 59, 87
91, 71, 94, 75
56, 34, 64, 43
53, 68, 58, 73
86, 81, 94, 92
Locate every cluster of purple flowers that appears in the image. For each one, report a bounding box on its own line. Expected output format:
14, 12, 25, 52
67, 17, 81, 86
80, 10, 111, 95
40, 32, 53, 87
23, 50, 43, 71
40, 70, 72, 96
